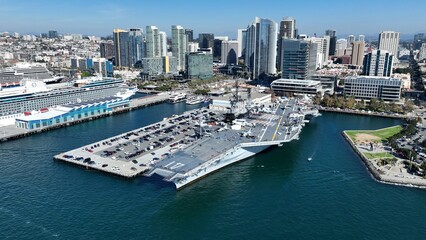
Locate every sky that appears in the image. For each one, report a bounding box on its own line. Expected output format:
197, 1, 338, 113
0, 0, 425, 39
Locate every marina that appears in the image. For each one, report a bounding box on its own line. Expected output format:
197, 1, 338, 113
54, 96, 320, 189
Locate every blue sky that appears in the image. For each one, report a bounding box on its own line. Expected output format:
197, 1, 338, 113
0, 0, 424, 39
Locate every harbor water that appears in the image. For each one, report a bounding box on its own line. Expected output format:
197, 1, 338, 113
1, 102, 426, 239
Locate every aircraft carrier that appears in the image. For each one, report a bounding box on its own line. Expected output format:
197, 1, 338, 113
54, 86, 319, 189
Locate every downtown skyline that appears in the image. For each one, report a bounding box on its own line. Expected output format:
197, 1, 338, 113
0, 0, 425, 38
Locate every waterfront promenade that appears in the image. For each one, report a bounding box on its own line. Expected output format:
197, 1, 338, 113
343, 128, 426, 189
319, 107, 409, 119
0, 93, 171, 142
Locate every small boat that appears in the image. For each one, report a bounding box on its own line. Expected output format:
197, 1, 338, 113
168, 93, 186, 103
308, 157, 312, 161
186, 96, 203, 105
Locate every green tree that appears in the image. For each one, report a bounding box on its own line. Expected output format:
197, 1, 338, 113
322, 95, 333, 107
312, 93, 322, 105
378, 99, 386, 112
368, 98, 380, 111
345, 96, 356, 109
404, 100, 415, 113
333, 96, 345, 108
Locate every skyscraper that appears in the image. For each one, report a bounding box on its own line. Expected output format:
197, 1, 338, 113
351, 41, 365, 66
277, 17, 296, 71
244, 17, 278, 79
100, 41, 115, 59
347, 35, 355, 48
221, 40, 238, 65
335, 39, 348, 56
145, 26, 159, 58
358, 35, 365, 42
198, 33, 214, 49
280, 17, 296, 39
48, 30, 58, 39
281, 39, 317, 80
378, 31, 400, 57
159, 31, 167, 57
413, 33, 425, 50
305, 36, 330, 68
237, 29, 247, 58
418, 43, 426, 60
363, 50, 394, 77
113, 29, 130, 67
129, 28, 144, 67
185, 29, 193, 42
325, 29, 336, 56
172, 25, 187, 71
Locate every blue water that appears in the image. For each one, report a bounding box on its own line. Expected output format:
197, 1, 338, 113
1, 103, 425, 239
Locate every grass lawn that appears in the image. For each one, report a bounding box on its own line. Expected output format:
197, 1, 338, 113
345, 125, 403, 142
363, 152, 394, 159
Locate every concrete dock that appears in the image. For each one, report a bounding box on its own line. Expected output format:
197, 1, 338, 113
0, 93, 171, 143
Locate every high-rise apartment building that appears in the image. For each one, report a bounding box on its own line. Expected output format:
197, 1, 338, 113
362, 50, 394, 77
281, 38, 317, 80
378, 31, 400, 56
244, 17, 278, 79
145, 26, 160, 58
128, 28, 144, 67
335, 39, 348, 56
347, 35, 355, 48
277, 17, 296, 71
100, 41, 115, 59
113, 29, 129, 67
159, 31, 167, 57
172, 25, 187, 71
351, 41, 365, 66
306, 36, 330, 68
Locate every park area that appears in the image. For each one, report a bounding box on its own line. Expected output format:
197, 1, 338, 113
345, 125, 403, 143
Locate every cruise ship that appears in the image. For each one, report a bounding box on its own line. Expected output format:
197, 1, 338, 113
55, 82, 320, 190
0, 77, 136, 127
0, 64, 64, 86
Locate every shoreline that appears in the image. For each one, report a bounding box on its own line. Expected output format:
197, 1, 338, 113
342, 131, 426, 189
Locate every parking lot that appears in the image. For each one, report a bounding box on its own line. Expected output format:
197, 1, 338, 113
396, 108, 426, 163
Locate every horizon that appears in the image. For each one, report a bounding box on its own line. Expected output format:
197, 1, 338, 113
0, 0, 425, 39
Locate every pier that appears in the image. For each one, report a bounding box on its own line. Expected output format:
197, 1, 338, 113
0, 93, 171, 143
53, 99, 316, 189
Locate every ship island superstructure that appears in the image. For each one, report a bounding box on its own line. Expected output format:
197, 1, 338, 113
0, 63, 64, 86
54, 86, 320, 190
